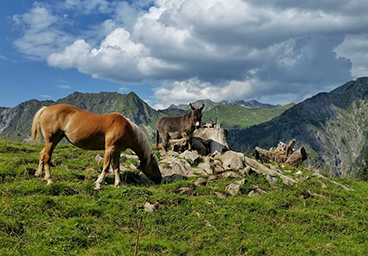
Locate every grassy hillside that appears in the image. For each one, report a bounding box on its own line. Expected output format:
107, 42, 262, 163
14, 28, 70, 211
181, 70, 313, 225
203, 103, 294, 129
1, 139, 368, 255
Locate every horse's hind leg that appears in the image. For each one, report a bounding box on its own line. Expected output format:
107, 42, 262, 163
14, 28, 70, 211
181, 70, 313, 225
112, 152, 121, 188
95, 146, 115, 190
35, 148, 45, 177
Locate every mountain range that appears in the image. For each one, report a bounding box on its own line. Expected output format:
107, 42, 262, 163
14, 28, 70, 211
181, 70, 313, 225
2, 77, 368, 177
229, 77, 368, 177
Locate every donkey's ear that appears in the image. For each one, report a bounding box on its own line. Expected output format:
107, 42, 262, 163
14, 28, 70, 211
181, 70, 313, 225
189, 103, 195, 110
200, 103, 205, 111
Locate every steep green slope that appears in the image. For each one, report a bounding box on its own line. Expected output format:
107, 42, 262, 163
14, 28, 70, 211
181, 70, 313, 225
228, 77, 368, 177
1, 139, 367, 255
203, 103, 294, 129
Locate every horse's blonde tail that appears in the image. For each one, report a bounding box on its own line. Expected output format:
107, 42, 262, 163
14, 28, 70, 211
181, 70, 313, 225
155, 130, 159, 150
31, 106, 48, 143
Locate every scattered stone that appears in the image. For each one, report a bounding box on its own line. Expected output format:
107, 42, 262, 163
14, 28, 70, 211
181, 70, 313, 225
194, 177, 208, 187
188, 168, 208, 177
197, 158, 214, 175
178, 187, 194, 195
207, 175, 219, 182
94, 154, 104, 162
129, 163, 137, 170
236, 178, 247, 185
248, 186, 267, 197
240, 166, 254, 177
213, 162, 225, 175
222, 171, 241, 179
180, 150, 200, 163
225, 184, 241, 196
296, 176, 310, 182
295, 170, 303, 176
215, 192, 227, 199
144, 202, 156, 212
266, 174, 278, 185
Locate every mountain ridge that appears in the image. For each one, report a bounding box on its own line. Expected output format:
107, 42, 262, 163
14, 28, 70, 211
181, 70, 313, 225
228, 77, 368, 177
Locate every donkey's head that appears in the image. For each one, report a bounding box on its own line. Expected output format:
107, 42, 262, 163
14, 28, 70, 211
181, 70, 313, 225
189, 103, 205, 126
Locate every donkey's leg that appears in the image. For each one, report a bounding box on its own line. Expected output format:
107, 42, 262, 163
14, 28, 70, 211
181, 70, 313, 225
43, 133, 64, 185
35, 148, 45, 177
95, 146, 115, 190
162, 132, 169, 152
112, 152, 121, 188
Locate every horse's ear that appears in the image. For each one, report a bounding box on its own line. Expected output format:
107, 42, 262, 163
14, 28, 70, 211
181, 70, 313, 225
189, 103, 195, 110
200, 103, 205, 111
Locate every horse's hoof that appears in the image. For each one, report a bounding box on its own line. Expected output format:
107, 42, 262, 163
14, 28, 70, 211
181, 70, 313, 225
46, 180, 53, 185
94, 184, 101, 190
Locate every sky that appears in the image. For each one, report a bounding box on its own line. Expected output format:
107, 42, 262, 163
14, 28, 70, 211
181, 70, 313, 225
1, 0, 368, 109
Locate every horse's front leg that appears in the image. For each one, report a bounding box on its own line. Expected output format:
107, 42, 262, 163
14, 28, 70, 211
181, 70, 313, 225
112, 152, 121, 188
95, 147, 114, 190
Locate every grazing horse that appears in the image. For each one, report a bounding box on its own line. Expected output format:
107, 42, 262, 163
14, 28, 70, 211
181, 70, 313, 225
31, 104, 162, 189
156, 103, 204, 152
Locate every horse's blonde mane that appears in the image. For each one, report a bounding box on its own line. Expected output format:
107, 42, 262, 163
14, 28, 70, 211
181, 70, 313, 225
126, 118, 152, 163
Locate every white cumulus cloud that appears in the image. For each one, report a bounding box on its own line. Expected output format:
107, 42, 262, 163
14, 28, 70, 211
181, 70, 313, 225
11, 0, 368, 107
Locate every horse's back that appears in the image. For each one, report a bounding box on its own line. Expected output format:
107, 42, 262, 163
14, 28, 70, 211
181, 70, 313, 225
39, 104, 131, 150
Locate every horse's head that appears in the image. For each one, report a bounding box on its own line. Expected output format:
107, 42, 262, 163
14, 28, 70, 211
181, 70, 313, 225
189, 103, 205, 126
139, 152, 162, 184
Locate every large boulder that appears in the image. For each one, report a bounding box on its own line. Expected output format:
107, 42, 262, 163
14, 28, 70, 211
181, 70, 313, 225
215, 151, 245, 170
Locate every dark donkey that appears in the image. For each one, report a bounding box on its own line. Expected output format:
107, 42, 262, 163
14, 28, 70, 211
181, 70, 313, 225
156, 103, 205, 152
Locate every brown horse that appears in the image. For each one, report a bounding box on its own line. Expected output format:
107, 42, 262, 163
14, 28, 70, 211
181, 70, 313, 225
31, 104, 162, 189
156, 103, 204, 152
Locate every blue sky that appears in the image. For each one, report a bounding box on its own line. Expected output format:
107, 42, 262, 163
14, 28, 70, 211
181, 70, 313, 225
1, 0, 368, 108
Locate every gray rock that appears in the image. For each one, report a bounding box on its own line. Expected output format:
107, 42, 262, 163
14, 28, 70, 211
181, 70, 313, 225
215, 192, 227, 199
222, 171, 241, 179
194, 177, 208, 187
197, 157, 214, 175
207, 175, 219, 182
225, 184, 241, 196
180, 150, 200, 163
216, 151, 245, 170
236, 178, 247, 185
248, 186, 267, 197
295, 170, 303, 176
144, 202, 156, 212
94, 154, 104, 162
240, 166, 255, 176
266, 174, 278, 184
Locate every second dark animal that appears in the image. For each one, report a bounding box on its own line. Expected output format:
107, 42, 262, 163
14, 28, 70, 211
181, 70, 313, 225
156, 103, 205, 152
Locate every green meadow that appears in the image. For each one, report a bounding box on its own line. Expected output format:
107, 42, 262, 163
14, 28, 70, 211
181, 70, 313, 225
1, 138, 368, 255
